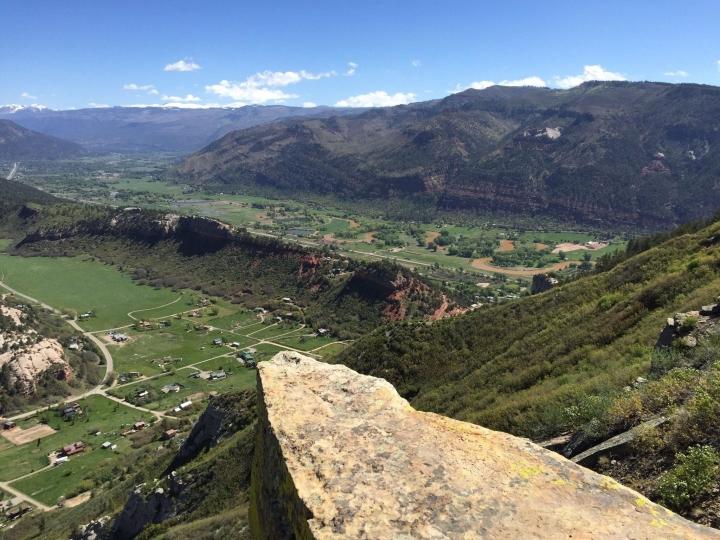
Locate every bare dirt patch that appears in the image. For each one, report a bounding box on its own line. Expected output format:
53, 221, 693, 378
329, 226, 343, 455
425, 231, 441, 244
63, 491, 92, 508
1, 423, 56, 445
534, 243, 549, 251
348, 219, 360, 229
470, 258, 571, 277
551, 242, 587, 254
498, 239, 515, 252
360, 232, 376, 242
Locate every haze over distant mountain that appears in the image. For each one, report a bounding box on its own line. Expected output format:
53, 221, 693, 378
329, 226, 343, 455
0, 119, 85, 160
173, 81, 720, 229
0, 105, 362, 154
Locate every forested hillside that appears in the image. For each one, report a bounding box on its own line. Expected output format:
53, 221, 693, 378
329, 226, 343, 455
0, 120, 85, 160
174, 81, 720, 228
338, 214, 720, 439
4, 203, 449, 339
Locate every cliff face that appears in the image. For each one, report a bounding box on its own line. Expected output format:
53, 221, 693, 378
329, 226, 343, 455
251, 351, 720, 539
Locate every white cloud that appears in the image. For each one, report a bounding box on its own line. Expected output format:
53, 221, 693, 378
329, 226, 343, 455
164, 59, 201, 72
454, 76, 546, 93
302, 102, 318, 108
345, 62, 358, 76
664, 70, 689, 77
554, 65, 625, 89
411, 59, 422, 68
123, 83, 158, 95
499, 76, 546, 87
206, 69, 335, 105
245, 70, 335, 87
465, 80, 495, 90
206, 81, 297, 104
161, 94, 201, 103
20, 91, 37, 100
88, 102, 111, 108
335, 90, 416, 108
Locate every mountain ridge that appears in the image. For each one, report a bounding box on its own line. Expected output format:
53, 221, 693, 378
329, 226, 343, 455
0, 119, 85, 160
172, 81, 720, 228
0, 105, 363, 153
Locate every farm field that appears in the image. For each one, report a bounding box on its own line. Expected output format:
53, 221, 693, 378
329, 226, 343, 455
109, 357, 256, 412
0, 253, 181, 331
14, 160, 630, 292
0, 395, 153, 483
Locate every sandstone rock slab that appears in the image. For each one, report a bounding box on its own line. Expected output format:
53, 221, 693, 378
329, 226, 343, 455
251, 351, 720, 539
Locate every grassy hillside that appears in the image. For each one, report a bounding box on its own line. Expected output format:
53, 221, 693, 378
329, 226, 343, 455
173, 81, 720, 228
337, 215, 720, 439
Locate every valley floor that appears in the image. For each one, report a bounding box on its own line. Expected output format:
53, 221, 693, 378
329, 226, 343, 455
0, 252, 347, 519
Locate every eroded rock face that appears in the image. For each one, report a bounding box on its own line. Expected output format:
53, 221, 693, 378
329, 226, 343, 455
0, 337, 70, 394
251, 351, 720, 539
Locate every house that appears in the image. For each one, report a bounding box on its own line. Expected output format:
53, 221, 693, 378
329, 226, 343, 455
54, 456, 69, 465
239, 350, 255, 362
61, 441, 86, 456
230, 341, 241, 348
133, 421, 147, 431
161, 383, 182, 394
61, 402, 83, 419
111, 333, 129, 342
179, 400, 192, 410
136, 390, 149, 399
161, 429, 178, 440
2, 420, 16, 430
209, 370, 227, 381
5, 503, 31, 520
317, 328, 330, 336
212, 337, 223, 346
79, 312, 94, 320
281, 297, 293, 303
68, 342, 80, 351
245, 358, 257, 369
253, 307, 267, 314
101, 441, 113, 449
273, 316, 283, 322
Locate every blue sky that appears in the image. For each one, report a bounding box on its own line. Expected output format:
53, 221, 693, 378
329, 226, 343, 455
2, 0, 719, 110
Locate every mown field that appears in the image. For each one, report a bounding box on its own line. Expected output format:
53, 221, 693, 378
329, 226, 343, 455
1, 395, 153, 505
0, 253, 180, 330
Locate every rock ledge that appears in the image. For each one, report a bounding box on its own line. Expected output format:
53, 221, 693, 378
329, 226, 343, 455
250, 351, 719, 539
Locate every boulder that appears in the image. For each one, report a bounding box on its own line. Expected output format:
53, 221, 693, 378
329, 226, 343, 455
250, 351, 719, 539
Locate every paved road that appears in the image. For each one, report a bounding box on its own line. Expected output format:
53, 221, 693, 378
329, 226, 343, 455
0, 278, 168, 511
6, 162, 18, 181
0, 279, 115, 385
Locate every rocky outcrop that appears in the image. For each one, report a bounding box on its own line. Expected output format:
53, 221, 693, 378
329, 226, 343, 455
0, 337, 70, 394
251, 351, 720, 539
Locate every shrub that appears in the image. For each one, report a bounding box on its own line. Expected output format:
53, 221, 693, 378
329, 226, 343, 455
681, 316, 699, 330
658, 445, 720, 511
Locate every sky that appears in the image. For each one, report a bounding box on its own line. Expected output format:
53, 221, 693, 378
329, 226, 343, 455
2, 0, 720, 110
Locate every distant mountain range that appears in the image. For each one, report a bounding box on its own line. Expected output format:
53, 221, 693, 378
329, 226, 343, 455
0, 119, 85, 160
173, 81, 720, 228
0, 105, 361, 153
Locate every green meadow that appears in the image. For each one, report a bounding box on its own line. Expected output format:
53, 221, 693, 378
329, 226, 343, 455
0, 395, 153, 482
0, 254, 180, 330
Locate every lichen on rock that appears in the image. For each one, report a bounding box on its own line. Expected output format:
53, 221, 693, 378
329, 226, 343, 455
251, 351, 720, 539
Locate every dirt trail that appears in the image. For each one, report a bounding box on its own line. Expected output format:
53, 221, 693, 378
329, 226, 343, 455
470, 258, 571, 277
